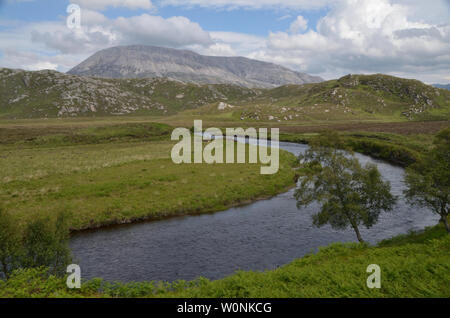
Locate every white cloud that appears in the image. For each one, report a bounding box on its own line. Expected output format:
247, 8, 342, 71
0, 48, 85, 72
289, 16, 308, 34
254, 0, 450, 83
1, 0, 449, 83
27, 61, 58, 70
0, 11, 212, 72
70, 0, 153, 10
28, 14, 212, 55
113, 14, 212, 47
193, 43, 236, 56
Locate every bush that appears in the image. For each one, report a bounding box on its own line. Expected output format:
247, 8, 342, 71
0, 208, 72, 279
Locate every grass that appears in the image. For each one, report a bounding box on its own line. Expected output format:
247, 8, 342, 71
0, 122, 297, 231
279, 130, 441, 167
0, 115, 447, 298
0, 219, 448, 298
2, 69, 450, 123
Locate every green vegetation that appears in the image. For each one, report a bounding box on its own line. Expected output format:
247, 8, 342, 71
280, 130, 434, 167
0, 68, 257, 119
294, 132, 397, 242
2, 68, 449, 123
238, 74, 450, 122
404, 127, 450, 233
0, 220, 448, 298
0, 122, 297, 230
0, 89, 448, 298
0, 208, 72, 279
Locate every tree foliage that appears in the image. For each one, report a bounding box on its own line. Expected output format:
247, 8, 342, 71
0, 208, 72, 279
295, 131, 397, 242
404, 127, 450, 233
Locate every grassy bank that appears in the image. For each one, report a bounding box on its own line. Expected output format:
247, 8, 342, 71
1, 219, 448, 298
0, 122, 297, 230
280, 130, 437, 167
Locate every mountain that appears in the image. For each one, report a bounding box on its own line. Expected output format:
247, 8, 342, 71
1, 68, 449, 121
432, 84, 450, 90
67, 45, 323, 88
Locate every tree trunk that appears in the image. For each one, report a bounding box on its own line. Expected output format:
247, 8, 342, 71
351, 224, 365, 243
440, 215, 450, 234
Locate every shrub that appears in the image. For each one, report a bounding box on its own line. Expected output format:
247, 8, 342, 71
0, 209, 72, 279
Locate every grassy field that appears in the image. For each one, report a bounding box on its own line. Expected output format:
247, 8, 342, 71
0, 121, 297, 231
0, 114, 448, 298
1, 218, 448, 298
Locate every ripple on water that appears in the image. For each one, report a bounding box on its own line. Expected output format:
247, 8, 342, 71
70, 142, 439, 282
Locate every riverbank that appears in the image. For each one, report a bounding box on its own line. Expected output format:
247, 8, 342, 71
280, 131, 430, 167
0, 122, 298, 231
1, 121, 448, 298
1, 217, 448, 298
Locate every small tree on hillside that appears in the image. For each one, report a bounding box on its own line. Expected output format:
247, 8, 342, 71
404, 128, 450, 233
294, 131, 397, 243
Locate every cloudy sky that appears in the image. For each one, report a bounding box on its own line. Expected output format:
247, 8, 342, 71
0, 0, 449, 83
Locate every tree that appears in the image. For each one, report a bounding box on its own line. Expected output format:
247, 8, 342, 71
22, 211, 73, 275
0, 207, 22, 279
0, 208, 73, 280
294, 131, 397, 243
404, 128, 450, 233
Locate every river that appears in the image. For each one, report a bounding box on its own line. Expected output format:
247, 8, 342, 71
70, 139, 438, 282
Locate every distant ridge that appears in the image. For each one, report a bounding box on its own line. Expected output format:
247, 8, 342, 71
67, 45, 323, 88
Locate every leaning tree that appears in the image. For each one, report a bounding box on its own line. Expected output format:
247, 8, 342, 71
294, 132, 397, 243
404, 127, 450, 233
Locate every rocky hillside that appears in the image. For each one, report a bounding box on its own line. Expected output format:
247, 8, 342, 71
67, 45, 323, 88
237, 74, 450, 122
1, 69, 449, 121
0, 68, 260, 118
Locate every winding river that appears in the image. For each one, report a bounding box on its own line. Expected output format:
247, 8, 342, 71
70, 139, 439, 283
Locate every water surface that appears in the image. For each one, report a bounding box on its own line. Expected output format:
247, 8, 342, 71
71, 141, 438, 282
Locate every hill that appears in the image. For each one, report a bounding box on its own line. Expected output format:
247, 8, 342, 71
67, 45, 323, 88
236, 74, 450, 122
0, 67, 258, 119
1, 69, 449, 121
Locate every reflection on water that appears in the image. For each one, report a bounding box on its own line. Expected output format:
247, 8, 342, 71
70, 141, 438, 282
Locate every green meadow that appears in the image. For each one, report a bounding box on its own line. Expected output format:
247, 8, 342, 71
0, 122, 297, 230
0, 115, 448, 298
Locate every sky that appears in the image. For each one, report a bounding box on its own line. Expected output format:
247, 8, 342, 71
0, 0, 449, 83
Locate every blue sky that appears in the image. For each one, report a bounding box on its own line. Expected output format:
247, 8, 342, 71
0, 0, 449, 83
0, 0, 328, 34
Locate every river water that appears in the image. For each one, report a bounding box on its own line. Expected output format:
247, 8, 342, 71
70, 140, 438, 283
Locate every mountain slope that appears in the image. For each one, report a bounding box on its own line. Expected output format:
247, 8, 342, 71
67, 45, 323, 88
237, 74, 450, 122
1, 68, 449, 121
0, 68, 258, 118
